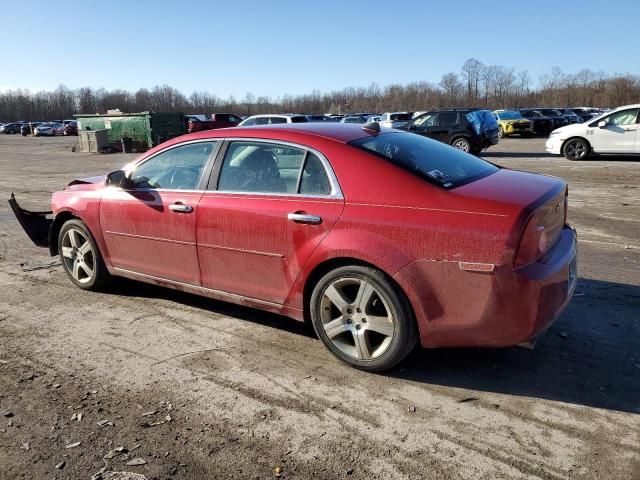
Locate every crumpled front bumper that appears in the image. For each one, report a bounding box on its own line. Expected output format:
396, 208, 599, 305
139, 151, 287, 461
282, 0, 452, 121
8, 193, 52, 247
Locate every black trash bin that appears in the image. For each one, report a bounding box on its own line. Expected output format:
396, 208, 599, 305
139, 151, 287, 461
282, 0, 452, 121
121, 137, 133, 153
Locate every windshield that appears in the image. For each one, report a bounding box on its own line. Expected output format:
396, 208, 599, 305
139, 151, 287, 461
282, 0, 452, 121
349, 132, 498, 189
497, 111, 523, 120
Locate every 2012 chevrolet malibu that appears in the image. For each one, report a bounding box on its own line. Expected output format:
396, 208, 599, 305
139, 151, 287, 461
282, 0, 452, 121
10, 123, 577, 372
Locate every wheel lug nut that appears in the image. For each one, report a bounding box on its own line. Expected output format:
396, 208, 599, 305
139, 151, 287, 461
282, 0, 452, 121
362, 318, 367, 323
346, 318, 352, 324
355, 325, 361, 330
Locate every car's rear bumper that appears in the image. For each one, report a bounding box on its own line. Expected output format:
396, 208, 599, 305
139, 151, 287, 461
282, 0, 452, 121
8, 193, 52, 247
394, 225, 577, 348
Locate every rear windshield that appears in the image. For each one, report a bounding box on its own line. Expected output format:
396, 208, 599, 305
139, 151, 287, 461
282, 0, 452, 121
390, 113, 412, 121
349, 132, 498, 189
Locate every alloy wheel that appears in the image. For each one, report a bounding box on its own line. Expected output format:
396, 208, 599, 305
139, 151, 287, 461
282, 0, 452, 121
61, 228, 95, 284
453, 139, 470, 152
565, 140, 587, 160
319, 277, 395, 361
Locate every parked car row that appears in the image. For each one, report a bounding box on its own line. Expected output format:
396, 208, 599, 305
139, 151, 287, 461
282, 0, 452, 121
0, 119, 78, 136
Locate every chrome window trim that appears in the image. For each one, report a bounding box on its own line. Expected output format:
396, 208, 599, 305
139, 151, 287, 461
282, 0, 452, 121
211, 137, 343, 199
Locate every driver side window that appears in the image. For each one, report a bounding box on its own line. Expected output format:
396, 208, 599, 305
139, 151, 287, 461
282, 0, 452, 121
130, 142, 216, 190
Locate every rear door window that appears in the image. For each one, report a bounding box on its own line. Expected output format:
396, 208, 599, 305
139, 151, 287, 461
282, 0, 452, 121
269, 117, 287, 124
436, 112, 458, 126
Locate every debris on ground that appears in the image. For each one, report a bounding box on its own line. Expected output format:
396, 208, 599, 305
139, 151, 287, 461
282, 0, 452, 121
19, 259, 61, 272
273, 465, 283, 477
55, 461, 65, 469
457, 396, 479, 403
141, 410, 157, 417
21, 442, 30, 450
103, 472, 149, 480
125, 458, 147, 466
407, 405, 416, 412
2, 411, 13, 417
97, 419, 114, 427
104, 446, 128, 459
65, 441, 81, 449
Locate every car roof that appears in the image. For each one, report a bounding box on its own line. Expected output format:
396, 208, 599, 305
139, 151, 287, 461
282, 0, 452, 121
245, 114, 306, 119
163, 123, 388, 148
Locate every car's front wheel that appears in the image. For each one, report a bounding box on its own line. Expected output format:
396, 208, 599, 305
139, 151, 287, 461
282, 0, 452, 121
498, 126, 504, 138
451, 137, 471, 153
58, 219, 110, 290
562, 138, 590, 160
310, 265, 417, 372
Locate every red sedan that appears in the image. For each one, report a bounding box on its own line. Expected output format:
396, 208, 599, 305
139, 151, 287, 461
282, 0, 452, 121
9, 123, 577, 371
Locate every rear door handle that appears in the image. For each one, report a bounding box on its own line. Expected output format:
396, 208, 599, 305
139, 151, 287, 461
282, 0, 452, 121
288, 212, 322, 225
169, 203, 193, 213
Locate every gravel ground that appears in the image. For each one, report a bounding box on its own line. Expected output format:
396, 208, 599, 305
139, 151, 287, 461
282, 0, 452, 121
0, 134, 638, 480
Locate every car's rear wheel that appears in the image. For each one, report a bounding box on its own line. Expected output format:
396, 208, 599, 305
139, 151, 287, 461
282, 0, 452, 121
310, 265, 417, 372
51, 130, 56, 136
58, 219, 110, 290
563, 138, 589, 160
498, 126, 504, 138
451, 137, 471, 153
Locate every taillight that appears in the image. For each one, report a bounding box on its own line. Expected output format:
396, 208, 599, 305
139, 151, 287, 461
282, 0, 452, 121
515, 213, 548, 268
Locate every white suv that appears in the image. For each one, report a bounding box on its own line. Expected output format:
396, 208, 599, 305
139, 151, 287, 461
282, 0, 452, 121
238, 114, 309, 126
379, 112, 413, 129
546, 104, 639, 160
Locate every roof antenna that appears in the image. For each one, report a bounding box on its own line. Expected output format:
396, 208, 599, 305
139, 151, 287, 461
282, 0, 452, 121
362, 122, 380, 134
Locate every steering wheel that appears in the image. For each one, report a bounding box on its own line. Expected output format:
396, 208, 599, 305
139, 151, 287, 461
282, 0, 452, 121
169, 168, 199, 189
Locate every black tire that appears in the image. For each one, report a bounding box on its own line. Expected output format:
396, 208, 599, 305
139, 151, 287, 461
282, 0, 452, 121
310, 265, 418, 372
450, 136, 471, 153
562, 137, 590, 161
498, 126, 504, 138
8, 129, 15, 134
58, 219, 110, 290
51, 130, 56, 136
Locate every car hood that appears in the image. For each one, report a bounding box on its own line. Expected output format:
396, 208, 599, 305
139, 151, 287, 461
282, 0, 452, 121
550, 123, 585, 137
66, 174, 107, 191
499, 119, 530, 124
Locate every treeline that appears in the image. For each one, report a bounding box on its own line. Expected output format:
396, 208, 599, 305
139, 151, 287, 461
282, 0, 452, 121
1, 59, 639, 121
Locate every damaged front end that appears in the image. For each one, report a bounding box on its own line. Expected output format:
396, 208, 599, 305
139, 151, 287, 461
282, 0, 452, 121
8, 193, 52, 248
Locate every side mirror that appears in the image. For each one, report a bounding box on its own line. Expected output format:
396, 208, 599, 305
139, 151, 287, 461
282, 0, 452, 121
105, 170, 131, 188
597, 120, 607, 128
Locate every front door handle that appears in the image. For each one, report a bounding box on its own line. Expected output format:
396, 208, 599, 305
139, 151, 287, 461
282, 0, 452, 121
288, 212, 322, 225
169, 203, 193, 213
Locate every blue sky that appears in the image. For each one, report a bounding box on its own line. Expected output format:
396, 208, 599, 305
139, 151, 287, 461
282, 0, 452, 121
2, 0, 638, 98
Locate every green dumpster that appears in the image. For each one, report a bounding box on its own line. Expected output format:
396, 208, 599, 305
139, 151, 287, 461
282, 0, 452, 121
74, 111, 186, 152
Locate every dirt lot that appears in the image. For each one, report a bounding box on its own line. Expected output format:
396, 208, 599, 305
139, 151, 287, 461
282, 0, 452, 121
0, 134, 638, 480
